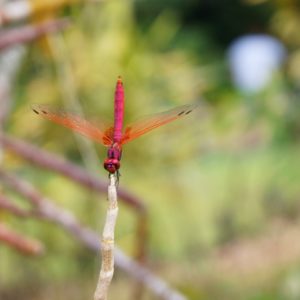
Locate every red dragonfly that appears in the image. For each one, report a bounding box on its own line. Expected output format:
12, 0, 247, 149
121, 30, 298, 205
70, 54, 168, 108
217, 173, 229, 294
33, 77, 198, 177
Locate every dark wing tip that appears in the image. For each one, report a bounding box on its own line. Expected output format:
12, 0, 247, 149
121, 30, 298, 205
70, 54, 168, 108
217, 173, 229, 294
177, 105, 197, 117
31, 104, 47, 115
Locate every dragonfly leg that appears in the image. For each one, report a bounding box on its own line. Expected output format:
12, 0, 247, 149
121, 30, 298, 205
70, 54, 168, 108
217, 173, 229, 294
108, 171, 120, 186
115, 170, 121, 186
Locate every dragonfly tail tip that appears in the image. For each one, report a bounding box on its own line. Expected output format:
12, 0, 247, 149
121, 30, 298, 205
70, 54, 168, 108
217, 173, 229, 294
117, 76, 122, 84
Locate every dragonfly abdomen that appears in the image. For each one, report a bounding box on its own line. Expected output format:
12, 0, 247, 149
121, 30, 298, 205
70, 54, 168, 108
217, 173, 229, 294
113, 76, 124, 143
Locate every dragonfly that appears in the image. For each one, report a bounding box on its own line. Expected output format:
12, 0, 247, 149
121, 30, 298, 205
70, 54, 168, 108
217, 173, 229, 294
33, 77, 198, 178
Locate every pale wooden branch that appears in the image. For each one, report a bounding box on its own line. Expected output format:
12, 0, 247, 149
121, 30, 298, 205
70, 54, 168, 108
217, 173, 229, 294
0, 19, 69, 51
94, 174, 118, 300
0, 134, 149, 298
0, 169, 187, 300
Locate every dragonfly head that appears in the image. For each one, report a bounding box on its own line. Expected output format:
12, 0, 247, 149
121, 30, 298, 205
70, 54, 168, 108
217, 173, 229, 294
104, 144, 122, 173
104, 158, 120, 174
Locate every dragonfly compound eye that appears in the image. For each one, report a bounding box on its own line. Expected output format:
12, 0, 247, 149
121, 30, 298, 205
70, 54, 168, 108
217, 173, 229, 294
103, 158, 121, 174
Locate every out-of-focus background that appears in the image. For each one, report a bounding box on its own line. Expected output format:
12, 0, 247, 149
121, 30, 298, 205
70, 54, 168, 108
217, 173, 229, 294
1, 0, 300, 299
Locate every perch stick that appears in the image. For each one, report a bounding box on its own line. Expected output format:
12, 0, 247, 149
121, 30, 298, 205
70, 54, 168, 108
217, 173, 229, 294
0, 135, 149, 294
0, 169, 186, 300
94, 173, 118, 300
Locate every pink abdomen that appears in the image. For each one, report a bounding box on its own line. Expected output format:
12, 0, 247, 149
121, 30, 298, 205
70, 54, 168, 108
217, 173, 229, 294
113, 77, 124, 143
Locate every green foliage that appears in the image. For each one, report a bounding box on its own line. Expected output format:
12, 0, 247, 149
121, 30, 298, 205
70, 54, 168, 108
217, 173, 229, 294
3, 0, 300, 299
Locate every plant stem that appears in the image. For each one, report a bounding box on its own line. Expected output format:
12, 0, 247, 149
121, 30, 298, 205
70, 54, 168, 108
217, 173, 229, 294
94, 173, 118, 300
0, 169, 187, 300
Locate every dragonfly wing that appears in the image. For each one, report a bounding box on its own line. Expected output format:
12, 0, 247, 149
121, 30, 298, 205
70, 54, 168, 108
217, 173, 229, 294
32, 104, 113, 146
121, 103, 199, 144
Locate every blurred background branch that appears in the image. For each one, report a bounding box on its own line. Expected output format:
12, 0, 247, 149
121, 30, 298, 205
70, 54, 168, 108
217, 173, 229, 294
2, 0, 300, 300
0, 169, 186, 300
0, 19, 69, 51
0, 222, 44, 255
0, 133, 147, 212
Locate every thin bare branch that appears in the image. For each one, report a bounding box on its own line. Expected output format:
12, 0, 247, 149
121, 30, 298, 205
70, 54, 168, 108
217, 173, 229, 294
0, 169, 187, 300
94, 173, 118, 300
0, 19, 70, 51
114, 248, 187, 300
0, 133, 149, 298
0, 133, 147, 212
0, 222, 44, 255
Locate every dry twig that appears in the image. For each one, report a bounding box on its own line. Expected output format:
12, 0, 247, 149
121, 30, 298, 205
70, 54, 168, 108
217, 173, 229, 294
0, 169, 186, 300
0, 133, 149, 298
1, 133, 149, 298
94, 174, 118, 300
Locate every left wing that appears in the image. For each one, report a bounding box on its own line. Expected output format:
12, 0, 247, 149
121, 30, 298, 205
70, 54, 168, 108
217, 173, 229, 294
32, 104, 114, 146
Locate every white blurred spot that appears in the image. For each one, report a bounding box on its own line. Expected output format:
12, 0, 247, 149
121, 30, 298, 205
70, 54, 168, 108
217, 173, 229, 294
227, 34, 286, 93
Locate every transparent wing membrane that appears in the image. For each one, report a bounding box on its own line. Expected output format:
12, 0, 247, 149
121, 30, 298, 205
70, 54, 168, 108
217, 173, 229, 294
32, 105, 113, 146
121, 103, 199, 144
